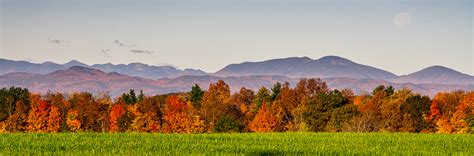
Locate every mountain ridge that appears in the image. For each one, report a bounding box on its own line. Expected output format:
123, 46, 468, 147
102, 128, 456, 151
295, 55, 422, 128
0, 58, 208, 79
0, 66, 472, 97
216, 56, 396, 80
1, 56, 472, 85
392, 65, 474, 85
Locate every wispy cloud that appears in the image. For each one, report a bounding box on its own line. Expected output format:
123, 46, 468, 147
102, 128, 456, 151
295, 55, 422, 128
100, 49, 111, 58
130, 49, 154, 54
50, 39, 61, 44
110, 40, 155, 55
48, 38, 69, 44
101, 49, 111, 54
114, 40, 135, 48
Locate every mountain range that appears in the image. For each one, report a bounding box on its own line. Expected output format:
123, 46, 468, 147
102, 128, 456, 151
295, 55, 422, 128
216, 56, 397, 80
0, 58, 207, 79
0, 56, 472, 96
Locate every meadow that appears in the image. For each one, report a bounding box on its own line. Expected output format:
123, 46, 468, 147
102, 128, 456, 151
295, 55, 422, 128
0, 133, 473, 155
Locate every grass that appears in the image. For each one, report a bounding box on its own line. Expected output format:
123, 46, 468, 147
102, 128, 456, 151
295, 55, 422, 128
0, 132, 473, 155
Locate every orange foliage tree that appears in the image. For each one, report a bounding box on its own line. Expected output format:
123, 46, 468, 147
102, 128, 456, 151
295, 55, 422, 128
109, 102, 127, 132
47, 105, 62, 132
5, 101, 29, 132
425, 92, 466, 133
249, 101, 278, 132
450, 92, 474, 133
201, 80, 231, 131
132, 111, 160, 132
131, 97, 162, 132
27, 94, 50, 132
162, 95, 204, 133
66, 109, 81, 132
231, 87, 255, 132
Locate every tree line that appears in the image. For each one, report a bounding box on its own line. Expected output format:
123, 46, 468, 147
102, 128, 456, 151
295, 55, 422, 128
0, 78, 472, 133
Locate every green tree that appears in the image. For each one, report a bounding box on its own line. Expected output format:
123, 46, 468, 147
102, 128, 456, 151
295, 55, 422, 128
189, 84, 204, 109
372, 85, 394, 97
137, 90, 145, 103
379, 89, 412, 132
270, 82, 282, 102
0, 87, 30, 121
400, 94, 431, 132
254, 87, 270, 111
231, 87, 255, 131
122, 89, 138, 105
214, 115, 244, 132
304, 90, 351, 132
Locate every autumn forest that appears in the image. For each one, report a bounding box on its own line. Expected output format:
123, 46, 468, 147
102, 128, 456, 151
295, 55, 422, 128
0, 78, 472, 134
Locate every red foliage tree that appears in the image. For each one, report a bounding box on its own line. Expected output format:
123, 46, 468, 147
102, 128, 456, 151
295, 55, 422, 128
27, 95, 50, 132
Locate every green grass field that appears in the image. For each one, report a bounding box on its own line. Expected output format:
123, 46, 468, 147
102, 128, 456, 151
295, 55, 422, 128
0, 133, 472, 155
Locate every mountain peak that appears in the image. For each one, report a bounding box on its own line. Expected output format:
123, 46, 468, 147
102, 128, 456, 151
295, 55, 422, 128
279, 56, 312, 62
411, 65, 473, 78
392, 65, 473, 85
129, 62, 149, 67
319, 55, 347, 60
317, 56, 354, 65
41, 61, 59, 65
67, 66, 105, 75
420, 65, 460, 74
64, 60, 88, 68
240, 56, 311, 64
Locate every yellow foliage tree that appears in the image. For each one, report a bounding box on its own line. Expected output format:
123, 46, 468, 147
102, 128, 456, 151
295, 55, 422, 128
66, 109, 81, 132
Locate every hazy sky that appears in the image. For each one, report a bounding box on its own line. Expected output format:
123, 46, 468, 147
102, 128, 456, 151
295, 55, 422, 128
1, 0, 472, 75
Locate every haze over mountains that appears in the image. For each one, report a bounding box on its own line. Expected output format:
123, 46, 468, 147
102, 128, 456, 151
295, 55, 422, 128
1, 56, 472, 96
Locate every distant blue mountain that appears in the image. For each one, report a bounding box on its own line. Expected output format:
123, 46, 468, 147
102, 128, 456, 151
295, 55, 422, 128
215, 56, 398, 80
1, 56, 472, 85
0, 58, 64, 74
0, 58, 208, 79
392, 66, 474, 85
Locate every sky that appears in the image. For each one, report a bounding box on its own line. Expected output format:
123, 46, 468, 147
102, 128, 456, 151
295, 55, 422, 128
0, 0, 472, 75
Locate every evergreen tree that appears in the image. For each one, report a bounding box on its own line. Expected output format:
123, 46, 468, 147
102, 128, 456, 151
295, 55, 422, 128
190, 84, 204, 108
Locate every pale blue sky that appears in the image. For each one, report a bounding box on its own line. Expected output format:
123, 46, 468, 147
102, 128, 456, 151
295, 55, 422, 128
1, 0, 472, 75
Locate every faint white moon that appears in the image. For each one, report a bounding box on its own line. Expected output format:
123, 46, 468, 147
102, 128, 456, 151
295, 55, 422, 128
393, 13, 412, 28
